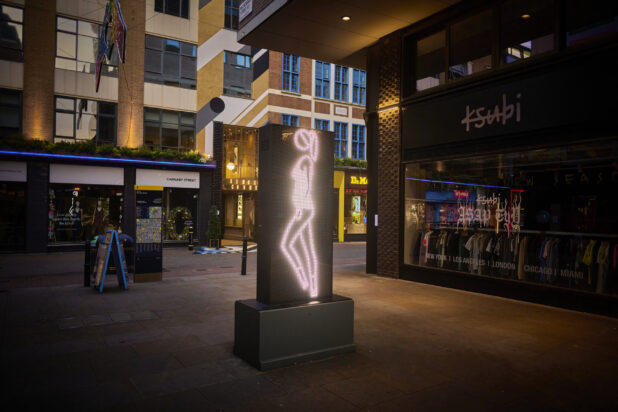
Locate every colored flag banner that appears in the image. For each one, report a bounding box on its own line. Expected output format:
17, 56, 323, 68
95, 0, 127, 92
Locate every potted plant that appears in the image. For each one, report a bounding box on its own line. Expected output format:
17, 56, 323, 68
207, 205, 221, 249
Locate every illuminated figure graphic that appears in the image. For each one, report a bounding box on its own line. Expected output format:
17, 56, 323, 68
281, 129, 319, 297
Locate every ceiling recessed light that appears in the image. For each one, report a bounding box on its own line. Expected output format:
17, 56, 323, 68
521, 13, 531, 19
341, 16, 351, 21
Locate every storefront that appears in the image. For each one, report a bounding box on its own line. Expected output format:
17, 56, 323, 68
399, 40, 618, 313
135, 169, 200, 244
0, 161, 27, 251
219, 124, 258, 240
333, 169, 368, 242
0, 152, 215, 252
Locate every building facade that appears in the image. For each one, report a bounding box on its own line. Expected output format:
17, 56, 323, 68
237, 0, 618, 315
0, 0, 368, 249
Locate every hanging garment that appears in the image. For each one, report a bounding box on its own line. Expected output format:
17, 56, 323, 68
517, 236, 528, 281
596, 241, 610, 294
582, 239, 597, 286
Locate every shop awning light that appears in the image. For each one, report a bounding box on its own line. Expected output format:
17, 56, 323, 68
406, 177, 510, 189
0, 150, 216, 168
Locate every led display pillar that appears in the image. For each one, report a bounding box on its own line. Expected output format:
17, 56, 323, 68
234, 125, 355, 370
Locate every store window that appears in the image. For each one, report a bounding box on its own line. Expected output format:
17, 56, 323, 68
144, 34, 196, 89
224, 192, 243, 228
48, 184, 123, 243
449, 9, 493, 79
351, 124, 365, 160
282, 54, 300, 93
565, 1, 618, 47
334, 122, 348, 157
223, 125, 258, 183
352, 69, 366, 105
334, 65, 348, 101
144, 108, 195, 151
0, 88, 21, 136
314, 119, 329, 131
54, 96, 116, 144
315, 61, 330, 98
155, 0, 189, 19
0, 4, 23, 62
403, 139, 618, 296
225, 0, 240, 30
281, 114, 299, 127
344, 173, 368, 235
162, 188, 197, 241
501, 0, 554, 64
55, 17, 118, 76
223, 51, 252, 98
0, 182, 26, 251
416, 30, 446, 91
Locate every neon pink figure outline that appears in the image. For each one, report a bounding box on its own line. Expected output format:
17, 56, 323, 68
280, 129, 319, 297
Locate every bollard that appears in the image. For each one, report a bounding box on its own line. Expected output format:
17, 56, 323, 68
84, 239, 91, 287
241, 235, 248, 276
188, 226, 194, 251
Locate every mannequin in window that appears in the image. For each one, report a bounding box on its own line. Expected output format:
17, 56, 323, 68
70, 200, 83, 240
92, 199, 107, 235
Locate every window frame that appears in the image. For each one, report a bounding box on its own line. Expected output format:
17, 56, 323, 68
334, 65, 349, 102
0, 88, 22, 135
351, 124, 366, 160
314, 118, 329, 131
315, 61, 330, 99
0, 4, 24, 62
282, 54, 300, 93
225, 0, 240, 30
352, 69, 366, 105
281, 114, 299, 127
334, 121, 348, 157
144, 34, 197, 89
143, 108, 196, 151
53, 96, 117, 145
155, 0, 190, 19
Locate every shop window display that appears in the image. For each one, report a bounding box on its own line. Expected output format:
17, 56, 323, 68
403, 139, 618, 295
0, 182, 26, 251
48, 185, 122, 243
162, 188, 197, 241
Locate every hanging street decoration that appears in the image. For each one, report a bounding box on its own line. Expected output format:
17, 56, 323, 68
95, 0, 127, 92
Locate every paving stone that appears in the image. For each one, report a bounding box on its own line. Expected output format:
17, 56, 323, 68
58, 316, 84, 330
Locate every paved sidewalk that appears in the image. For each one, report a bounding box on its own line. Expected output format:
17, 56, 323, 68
1, 261, 618, 410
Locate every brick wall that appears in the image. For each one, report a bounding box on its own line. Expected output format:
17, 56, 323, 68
269, 51, 311, 95
352, 107, 365, 119
22, 0, 56, 141
269, 51, 282, 90
314, 101, 330, 115
299, 56, 312, 95
376, 33, 402, 278
117, 0, 145, 148
269, 94, 311, 111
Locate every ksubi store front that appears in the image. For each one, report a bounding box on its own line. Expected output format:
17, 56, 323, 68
401, 45, 618, 315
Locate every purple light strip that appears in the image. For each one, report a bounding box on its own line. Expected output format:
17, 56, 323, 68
406, 177, 510, 189
0, 150, 215, 168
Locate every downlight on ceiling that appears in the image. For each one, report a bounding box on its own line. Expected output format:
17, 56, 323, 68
521, 14, 531, 19
341, 16, 351, 21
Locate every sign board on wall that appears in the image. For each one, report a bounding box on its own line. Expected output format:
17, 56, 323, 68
239, 0, 252, 22
257, 125, 334, 305
0, 161, 27, 182
136, 169, 200, 189
134, 186, 163, 282
50, 164, 124, 185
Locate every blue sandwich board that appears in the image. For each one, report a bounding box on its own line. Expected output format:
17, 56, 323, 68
93, 230, 128, 293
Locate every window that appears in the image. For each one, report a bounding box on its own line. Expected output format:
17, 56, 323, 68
314, 119, 329, 131
334, 122, 348, 157
565, 0, 618, 47
0, 88, 21, 136
501, 0, 554, 64
225, 0, 240, 30
223, 51, 252, 98
0, 5, 23, 62
315, 61, 330, 98
144, 108, 195, 151
54, 97, 116, 144
145, 35, 196, 89
351, 124, 365, 160
282, 54, 300, 93
155, 0, 189, 19
352, 69, 366, 105
334, 65, 348, 101
55, 17, 118, 76
416, 31, 446, 91
281, 114, 299, 127
449, 10, 493, 80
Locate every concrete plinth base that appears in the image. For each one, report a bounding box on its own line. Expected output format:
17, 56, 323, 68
234, 295, 355, 370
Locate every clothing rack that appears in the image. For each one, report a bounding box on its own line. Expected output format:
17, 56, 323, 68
426, 225, 618, 239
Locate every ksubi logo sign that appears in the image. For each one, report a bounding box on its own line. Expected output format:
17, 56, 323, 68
281, 130, 319, 297
461, 93, 522, 132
